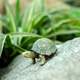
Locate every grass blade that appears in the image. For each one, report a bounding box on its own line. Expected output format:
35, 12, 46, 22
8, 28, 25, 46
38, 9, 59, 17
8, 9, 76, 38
21, 0, 45, 32
10, 32, 42, 46
5, 2, 16, 32
10, 32, 42, 37
21, 2, 35, 32
15, 0, 20, 27
0, 34, 6, 56
48, 30, 80, 38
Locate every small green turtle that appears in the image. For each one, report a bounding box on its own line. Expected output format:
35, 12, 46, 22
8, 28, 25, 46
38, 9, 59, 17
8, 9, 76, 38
22, 38, 57, 65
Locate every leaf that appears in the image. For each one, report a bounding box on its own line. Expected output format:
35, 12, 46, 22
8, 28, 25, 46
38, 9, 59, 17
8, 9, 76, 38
33, 13, 49, 28
21, 0, 45, 32
21, 2, 35, 32
10, 32, 42, 37
0, 34, 6, 56
4, 35, 12, 48
48, 30, 80, 38
53, 19, 71, 30
15, 0, 20, 27
68, 8, 80, 18
0, 16, 9, 31
5, 1, 16, 32
10, 32, 42, 46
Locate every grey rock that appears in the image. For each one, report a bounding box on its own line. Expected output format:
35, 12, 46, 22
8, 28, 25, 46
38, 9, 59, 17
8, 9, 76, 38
1, 38, 80, 80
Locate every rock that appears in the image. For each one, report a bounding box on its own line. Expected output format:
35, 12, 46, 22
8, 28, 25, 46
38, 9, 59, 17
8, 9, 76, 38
1, 38, 80, 80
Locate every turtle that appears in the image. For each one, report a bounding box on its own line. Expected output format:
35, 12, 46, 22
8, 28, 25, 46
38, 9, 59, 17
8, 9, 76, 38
22, 38, 57, 65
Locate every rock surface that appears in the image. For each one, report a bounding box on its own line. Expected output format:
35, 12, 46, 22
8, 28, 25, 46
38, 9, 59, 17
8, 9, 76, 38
0, 38, 80, 80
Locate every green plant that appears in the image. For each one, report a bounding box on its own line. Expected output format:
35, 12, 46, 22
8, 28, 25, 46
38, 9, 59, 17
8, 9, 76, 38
0, 0, 53, 60
1, 0, 80, 67
46, 8, 80, 41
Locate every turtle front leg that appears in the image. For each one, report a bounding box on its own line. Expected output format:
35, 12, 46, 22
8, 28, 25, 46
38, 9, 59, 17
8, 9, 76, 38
39, 55, 46, 66
32, 58, 36, 64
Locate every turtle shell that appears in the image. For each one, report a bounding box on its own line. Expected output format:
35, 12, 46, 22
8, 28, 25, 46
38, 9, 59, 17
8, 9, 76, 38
31, 38, 56, 56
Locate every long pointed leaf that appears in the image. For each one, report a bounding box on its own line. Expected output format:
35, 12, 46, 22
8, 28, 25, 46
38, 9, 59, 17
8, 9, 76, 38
5, 2, 16, 32
48, 30, 80, 38
21, 2, 35, 32
21, 0, 45, 32
10, 32, 42, 46
0, 34, 6, 56
10, 32, 42, 37
15, 0, 20, 27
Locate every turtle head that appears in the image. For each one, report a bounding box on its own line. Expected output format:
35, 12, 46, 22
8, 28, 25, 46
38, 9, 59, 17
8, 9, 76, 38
22, 51, 36, 58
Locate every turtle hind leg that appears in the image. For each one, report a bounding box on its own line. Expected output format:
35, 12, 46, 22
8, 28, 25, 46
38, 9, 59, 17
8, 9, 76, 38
39, 55, 46, 66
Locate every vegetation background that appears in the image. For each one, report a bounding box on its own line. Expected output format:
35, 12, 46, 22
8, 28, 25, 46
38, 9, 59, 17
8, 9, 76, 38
0, 0, 80, 68
0, 0, 68, 14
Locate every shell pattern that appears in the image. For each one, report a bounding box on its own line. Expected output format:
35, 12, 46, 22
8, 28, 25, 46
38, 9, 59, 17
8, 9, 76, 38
31, 38, 56, 56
